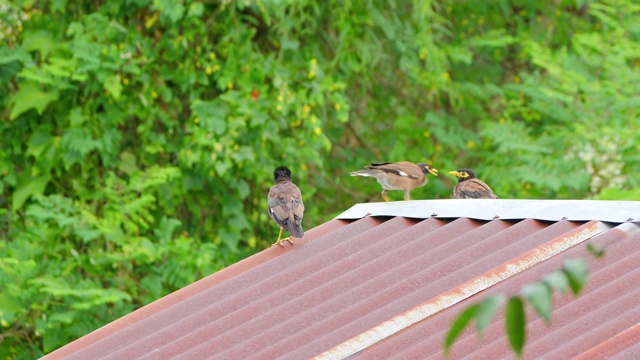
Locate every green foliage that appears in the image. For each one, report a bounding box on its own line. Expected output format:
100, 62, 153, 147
505, 297, 526, 358
445, 256, 592, 357
1, 0, 639, 357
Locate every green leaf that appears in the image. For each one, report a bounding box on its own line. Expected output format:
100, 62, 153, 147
187, 2, 204, 17
280, 38, 300, 51
543, 271, 570, 294
0, 46, 31, 65
586, 243, 606, 258
9, 82, 60, 120
522, 282, 553, 323
0, 292, 22, 313
475, 294, 504, 336
21, 30, 57, 58
49, 311, 75, 324
118, 151, 139, 175
12, 174, 51, 210
444, 304, 478, 356
505, 297, 526, 358
563, 258, 588, 295
192, 100, 229, 135
27, 131, 54, 159
51, 0, 69, 13
104, 74, 123, 99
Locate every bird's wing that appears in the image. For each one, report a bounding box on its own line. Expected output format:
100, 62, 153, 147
268, 184, 290, 228
367, 162, 421, 179
268, 182, 305, 229
455, 179, 498, 199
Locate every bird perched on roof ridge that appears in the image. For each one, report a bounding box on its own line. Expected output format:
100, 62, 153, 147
448, 168, 498, 199
268, 166, 305, 247
350, 161, 439, 202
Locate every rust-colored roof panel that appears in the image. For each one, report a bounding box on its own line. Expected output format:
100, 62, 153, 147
358, 222, 640, 360
574, 324, 640, 359
43, 201, 640, 360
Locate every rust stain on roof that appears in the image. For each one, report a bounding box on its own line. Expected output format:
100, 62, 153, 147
42, 200, 640, 360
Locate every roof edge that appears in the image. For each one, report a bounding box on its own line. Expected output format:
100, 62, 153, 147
335, 199, 640, 223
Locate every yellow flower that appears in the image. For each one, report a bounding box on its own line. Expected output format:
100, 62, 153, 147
303, 105, 311, 113
196, 62, 201, 68
1, 320, 8, 327
466, 140, 476, 148
196, 46, 202, 53
299, 140, 305, 147
435, 145, 443, 152
151, 91, 158, 99
123, 78, 130, 85
277, 94, 283, 102
194, 117, 200, 124
212, 64, 221, 72
334, 103, 341, 111
310, 58, 318, 66
423, 131, 431, 138
301, 164, 308, 171
186, 149, 192, 155
310, 115, 318, 124
314, 127, 322, 136
209, 53, 216, 60
209, 170, 215, 177
227, 82, 234, 89
308, 71, 316, 79
276, 104, 282, 111
443, 72, 451, 80
205, 67, 212, 75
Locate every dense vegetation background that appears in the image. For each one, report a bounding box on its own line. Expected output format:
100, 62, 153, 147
1, 0, 639, 357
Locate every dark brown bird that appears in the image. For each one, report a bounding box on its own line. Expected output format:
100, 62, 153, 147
448, 168, 498, 199
350, 162, 439, 201
268, 166, 304, 247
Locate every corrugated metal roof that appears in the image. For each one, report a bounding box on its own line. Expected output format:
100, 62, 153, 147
43, 200, 640, 360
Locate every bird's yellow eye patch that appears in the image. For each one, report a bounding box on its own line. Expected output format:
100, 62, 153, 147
460, 172, 470, 178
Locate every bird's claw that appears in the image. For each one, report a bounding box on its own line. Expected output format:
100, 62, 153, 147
285, 236, 294, 246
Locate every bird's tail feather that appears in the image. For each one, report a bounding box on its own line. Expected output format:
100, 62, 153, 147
350, 170, 378, 177
289, 224, 304, 238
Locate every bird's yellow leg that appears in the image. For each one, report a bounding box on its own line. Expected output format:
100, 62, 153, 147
271, 227, 285, 247
382, 190, 390, 202
285, 236, 294, 246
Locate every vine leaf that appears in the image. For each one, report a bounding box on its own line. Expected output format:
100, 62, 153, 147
522, 282, 553, 323
506, 296, 526, 358
444, 304, 478, 357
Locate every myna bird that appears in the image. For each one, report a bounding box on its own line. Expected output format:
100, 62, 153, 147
448, 168, 498, 199
350, 162, 439, 201
268, 166, 304, 247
